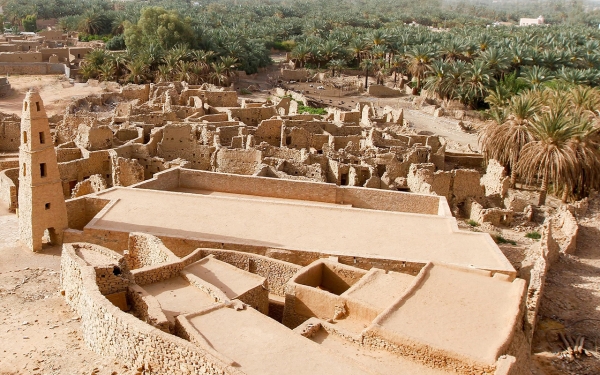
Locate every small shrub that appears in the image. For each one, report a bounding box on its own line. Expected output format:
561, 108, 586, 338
494, 235, 516, 245
525, 231, 541, 240
106, 35, 126, 51
240, 88, 252, 95
297, 104, 327, 115
22, 15, 37, 32
466, 219, 479, 227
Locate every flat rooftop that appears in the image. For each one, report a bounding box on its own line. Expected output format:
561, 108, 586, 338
184, 256, 265, 299
187, 306, 371, 375
342, 269, 415, 312
90, 187, 514, 273
141, 276, 216, 323
374, 264, 524, 365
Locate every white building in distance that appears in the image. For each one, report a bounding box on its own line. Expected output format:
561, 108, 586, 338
520, 15, 545, 26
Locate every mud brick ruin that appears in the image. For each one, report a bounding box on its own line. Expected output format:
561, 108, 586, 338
0, 30, 93, 76
0, 85, 580, 375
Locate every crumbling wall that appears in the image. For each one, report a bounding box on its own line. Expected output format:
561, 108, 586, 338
367, 85, 403, 97
280, 69, 309, 81
0, 168, 19, 211
551, 207, 578, 255
467, 199, 514, 227
254, 119, 283, 146
407, 163, 452, 200
214, 148, 262, 175
524, 224, 560, 344
0, 119, 20, 152
71, 174, 107, 198
113, 157, 144, 187
226, 106, 277, 127
481, 159, 510, 198
75, 123, 113, 151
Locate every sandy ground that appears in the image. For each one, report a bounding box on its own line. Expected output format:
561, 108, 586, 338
0, 75, 104, 117
0, 205, 134, 375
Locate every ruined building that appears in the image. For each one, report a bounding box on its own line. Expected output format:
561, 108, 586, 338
0, 86, 549, 374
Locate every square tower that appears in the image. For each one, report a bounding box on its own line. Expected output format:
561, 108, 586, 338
18, 91, 68, 252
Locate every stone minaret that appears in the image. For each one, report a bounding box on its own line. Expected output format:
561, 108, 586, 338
18, 91, 68, 252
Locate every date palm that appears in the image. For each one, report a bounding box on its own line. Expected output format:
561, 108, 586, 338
98, 63, 115, 82
569, 116, 600, 199
480, 92, 541, 187
124, 59, 148, 84
360, 59, 375, 89
348, 39, 368, 65
516, 99, 581, 205
328, 59, 346, 77
460, 60, 495, 108
406, 45, 436, 90
521, 66, 553, 90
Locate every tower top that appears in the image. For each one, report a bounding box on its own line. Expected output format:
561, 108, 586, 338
22, 90, 47, 120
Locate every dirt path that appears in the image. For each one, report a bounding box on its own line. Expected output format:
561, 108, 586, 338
532, 196, 600, 374
0, 75, 104, 117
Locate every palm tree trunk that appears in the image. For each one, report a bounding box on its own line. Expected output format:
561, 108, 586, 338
364, 69, 368, 89
538, 168, 549, 206
561, 184, 569, 203
510, 168, 517, 188
510, 154, 518, 188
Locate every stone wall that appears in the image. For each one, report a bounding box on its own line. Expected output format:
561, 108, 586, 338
0, 52, 42, 62
126, 232, 180, 270
65, 196, 111, 230
0, 168, 18, 211
127, 284, 171, 333
198, 249, 301, 297
0, 119, 20, 152
524, 223, 560, 344
173, 168, 442, 215
60, 243, 244, 375
130, 249, 204, 286
0, 62, 66, 75
367, 85, 403, 97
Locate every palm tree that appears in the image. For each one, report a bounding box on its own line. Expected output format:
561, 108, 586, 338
348, 39, 368, 66
460, 60, 495, 108
406, 45, 436, 91
98, 63, 115, 82
209, 62, 228, 86
521, 66, 553, 90
480, 92, 541, 187
477, 48, 511, 79
423, 60, 452, 100
78, 10, 107, 35
328, 59, 346, 77
360, 59, 375, 89
156, 64, 172, 83
516, 99, 581, 205
124, 59, 148, 84
291, 43, 310, 68
569, 116, 600, 199
219, 56, 239, 81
